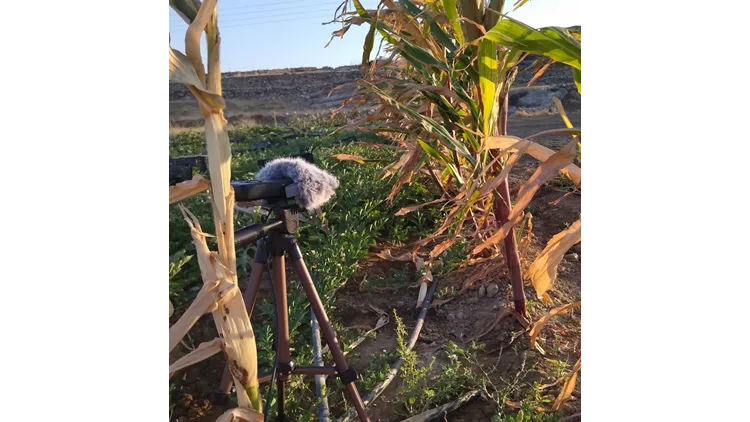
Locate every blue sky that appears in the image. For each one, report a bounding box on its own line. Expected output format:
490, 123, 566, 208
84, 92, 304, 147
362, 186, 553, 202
169, 0, 580, 72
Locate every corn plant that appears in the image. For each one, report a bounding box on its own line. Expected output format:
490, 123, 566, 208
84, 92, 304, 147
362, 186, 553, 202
168, 0, 262, 419
329, 0, 581, 316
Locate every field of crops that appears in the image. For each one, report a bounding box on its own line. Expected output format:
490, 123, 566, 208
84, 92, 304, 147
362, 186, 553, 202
169, 1, 581, 420
169, 111, 581, 421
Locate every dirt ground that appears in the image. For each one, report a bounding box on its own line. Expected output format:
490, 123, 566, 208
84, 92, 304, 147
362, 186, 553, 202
169, 111, 581, 422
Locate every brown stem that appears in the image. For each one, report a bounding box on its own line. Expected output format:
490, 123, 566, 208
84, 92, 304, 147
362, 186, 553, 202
493, 93, 527, 316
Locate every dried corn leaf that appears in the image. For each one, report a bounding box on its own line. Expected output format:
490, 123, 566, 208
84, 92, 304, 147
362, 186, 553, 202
169, 338, 223, 378
170, 174, 210, 204
215, 407, 263, 422
527, 219, 581, 298
184, 0, 218, 83
511, 139, 577, 223
356, 141, 402, 150
477, 142, 530, 200
169, 279, 234, 353
374, 250, 413, 262
395, 197, 447, 216
527, 60, 553, 87
332, 153, 367, 164
169, 46, 225, 111
179, 205, 260, 408
529, 301, 581, 348
484, 135, 581, 184
472, 140, 576, 255
430, 238, 456, 259
387, 145, 424, 202
552, 358, 581, 411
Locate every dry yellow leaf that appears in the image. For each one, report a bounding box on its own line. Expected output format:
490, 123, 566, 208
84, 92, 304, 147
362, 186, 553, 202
169, 280, 217, 353
484, 135, 581, 184
168, 46, 224, 111
552, 358, 581, 411
178, 205, 260, 408
430, 238, 457, 259
527, 219, 581, 298
395, 197, 447, 216
387, 145, 423, 202
374, 250, 413, 262
472, 140, 577, 256
170, 174, 210, 204
529, 301, 581, 348
476, 142, 530, 200
184, 0, 218, 84
332, 153, 368, 164
215, 407, 263, 422
169, 338, 223, 378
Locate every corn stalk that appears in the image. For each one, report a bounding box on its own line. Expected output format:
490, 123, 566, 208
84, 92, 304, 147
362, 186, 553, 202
169, 0, 262, 415
329, 0, 581, 316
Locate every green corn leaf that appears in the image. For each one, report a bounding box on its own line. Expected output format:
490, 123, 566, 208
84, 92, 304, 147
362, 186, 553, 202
573, 68, 581, 93
399, 41, 450, 72
479, 38, 499, 137
362, 7, 379, 76
484, 16, 581, 70
418, 139, 464, 184
418, 138, 452, 163
366, 82, 474, 162
352, 0, 369, 18
400, 0, 457, 52
443, 0, 465, 45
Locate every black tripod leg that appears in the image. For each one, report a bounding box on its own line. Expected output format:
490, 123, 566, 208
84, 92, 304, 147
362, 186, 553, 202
276, 377, 285, 422
212, 239, 268, 404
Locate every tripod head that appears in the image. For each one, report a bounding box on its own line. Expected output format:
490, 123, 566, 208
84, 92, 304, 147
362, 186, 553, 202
233, 156, 339, 248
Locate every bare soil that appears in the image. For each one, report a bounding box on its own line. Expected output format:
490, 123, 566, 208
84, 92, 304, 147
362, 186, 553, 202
169, 111, 581, 422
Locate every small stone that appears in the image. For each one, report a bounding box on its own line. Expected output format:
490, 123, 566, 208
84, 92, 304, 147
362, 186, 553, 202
478, 285, 486, 297
486, 283, 499, 298
467, 296, 479, 304
447, 313, 456, 321
455, 311, 465, 320
396, 301, 405, 308
566, 252, 579, 262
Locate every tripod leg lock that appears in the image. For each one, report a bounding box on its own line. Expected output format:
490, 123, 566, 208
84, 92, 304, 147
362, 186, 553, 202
338, 367, 359, 385
209, 390, 232, 406
277, 361, 295, 380
277, 361, 294, 372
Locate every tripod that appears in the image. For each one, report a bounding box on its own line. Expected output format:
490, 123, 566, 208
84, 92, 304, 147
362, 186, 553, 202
210, 180, 370, 422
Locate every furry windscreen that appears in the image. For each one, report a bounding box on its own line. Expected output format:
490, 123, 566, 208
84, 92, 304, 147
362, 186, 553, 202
255, 157, 339, 210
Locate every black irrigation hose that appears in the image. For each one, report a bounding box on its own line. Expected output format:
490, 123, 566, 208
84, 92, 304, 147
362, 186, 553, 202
337, 276, 441, 422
